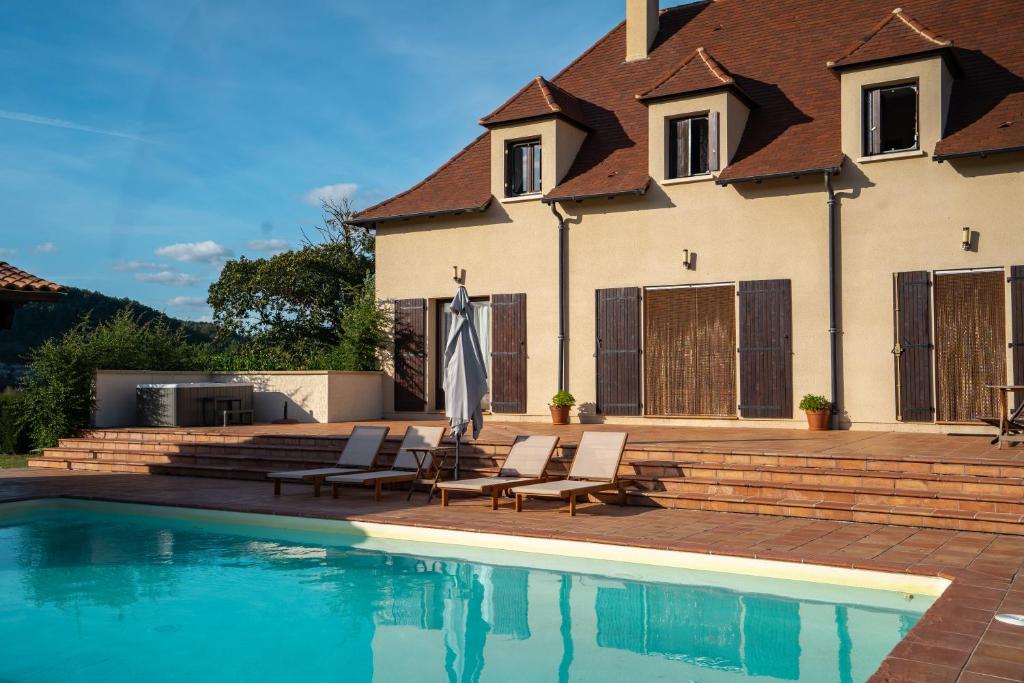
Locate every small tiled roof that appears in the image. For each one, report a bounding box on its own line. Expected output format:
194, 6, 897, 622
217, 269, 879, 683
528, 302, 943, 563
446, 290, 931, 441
637, 47, 748, 104
828, 8, 952, 71
480, 76, 589, 129
0, 261, 65, 294
354, 0, 1024, 223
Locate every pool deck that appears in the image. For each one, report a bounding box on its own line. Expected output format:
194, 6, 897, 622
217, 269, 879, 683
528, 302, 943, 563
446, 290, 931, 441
2, 467, 1023, 682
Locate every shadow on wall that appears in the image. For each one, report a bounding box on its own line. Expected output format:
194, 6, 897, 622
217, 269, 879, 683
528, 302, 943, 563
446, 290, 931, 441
223, 376, 318, 423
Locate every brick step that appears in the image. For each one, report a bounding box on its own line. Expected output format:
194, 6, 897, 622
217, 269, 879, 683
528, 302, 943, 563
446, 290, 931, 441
624, 461, 1024, 496
27, 457, 150, 474
633, 476, 1024, 515
625, 490, 1024, 536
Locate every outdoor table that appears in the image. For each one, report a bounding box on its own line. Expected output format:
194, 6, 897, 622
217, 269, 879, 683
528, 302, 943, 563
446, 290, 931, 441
988, 385, 1024, 449
403, 446, 456, 502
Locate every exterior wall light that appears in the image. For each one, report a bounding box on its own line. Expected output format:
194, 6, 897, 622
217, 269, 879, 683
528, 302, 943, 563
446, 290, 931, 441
961, 226, 971, 251
683, 249, 695, 270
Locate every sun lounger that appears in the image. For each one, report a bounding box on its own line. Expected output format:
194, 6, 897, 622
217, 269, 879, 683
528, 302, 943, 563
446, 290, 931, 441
268, 425, 389, 497
437, 435, 559, 510
326, 425, 446, 501
510, 431, 628, 516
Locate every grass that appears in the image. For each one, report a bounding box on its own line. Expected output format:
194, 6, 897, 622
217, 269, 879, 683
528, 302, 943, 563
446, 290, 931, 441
0, 454, 28, 469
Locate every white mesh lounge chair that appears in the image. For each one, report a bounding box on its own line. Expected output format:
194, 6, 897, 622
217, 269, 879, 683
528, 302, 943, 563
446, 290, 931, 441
268, 425, 389, 497
326, 425, 445, 501
437, 435, 559, 510
510, 431, 628, 516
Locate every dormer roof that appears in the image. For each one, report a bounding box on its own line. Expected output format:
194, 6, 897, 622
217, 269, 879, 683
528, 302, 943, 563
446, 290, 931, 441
480, 76, 589, 130
637, 47, 752, 106
828, 8, 954, 71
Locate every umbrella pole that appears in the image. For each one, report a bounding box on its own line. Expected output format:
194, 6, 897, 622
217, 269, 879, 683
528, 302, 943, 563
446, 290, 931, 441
455, 431, 461, 480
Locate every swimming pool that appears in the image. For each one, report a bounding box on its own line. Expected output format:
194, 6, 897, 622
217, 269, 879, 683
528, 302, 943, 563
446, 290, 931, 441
0, 499, 938, 682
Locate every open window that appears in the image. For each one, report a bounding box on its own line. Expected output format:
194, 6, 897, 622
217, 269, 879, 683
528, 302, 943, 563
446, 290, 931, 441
506, 139, 542, 196
667, 115, 713, 179
864, 83, 918, 156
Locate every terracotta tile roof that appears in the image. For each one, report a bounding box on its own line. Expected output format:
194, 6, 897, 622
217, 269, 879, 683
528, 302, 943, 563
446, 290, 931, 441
355, 0, 1024, 223
828, 8, 952, 71
480, 76, 589, 129
0, 261, 65, 294
637, 47, 749, 103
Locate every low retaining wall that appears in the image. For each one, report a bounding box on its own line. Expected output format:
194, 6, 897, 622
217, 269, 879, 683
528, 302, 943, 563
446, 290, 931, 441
93, 370, 383, 427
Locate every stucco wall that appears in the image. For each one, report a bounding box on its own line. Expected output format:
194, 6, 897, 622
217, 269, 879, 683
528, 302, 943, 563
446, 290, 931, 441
93, 370, 384, 427
375, 69, 1024, 431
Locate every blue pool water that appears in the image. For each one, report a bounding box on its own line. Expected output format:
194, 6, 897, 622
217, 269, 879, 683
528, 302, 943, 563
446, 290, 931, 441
0, 500, 932, 683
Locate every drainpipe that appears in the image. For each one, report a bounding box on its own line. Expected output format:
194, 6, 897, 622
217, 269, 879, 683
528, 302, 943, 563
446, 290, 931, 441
825, 171, 839, 426
550, 202, 567, 392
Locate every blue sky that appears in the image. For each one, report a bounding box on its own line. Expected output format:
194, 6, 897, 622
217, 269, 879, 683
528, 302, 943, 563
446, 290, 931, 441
0, 0, 627, 320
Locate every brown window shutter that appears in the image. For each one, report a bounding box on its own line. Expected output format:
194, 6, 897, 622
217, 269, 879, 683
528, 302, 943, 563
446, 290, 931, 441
393, 298, 427, 411
934, 271, 1006, 422
867, 88, 882, 155
676, 118, 690, 178
596, 287, 642, 415
738, 280, 793, 419
491, 293, 527, 413
708, 111, 720, 171
893, 272, 934, 422
1011, 266, 1024, 409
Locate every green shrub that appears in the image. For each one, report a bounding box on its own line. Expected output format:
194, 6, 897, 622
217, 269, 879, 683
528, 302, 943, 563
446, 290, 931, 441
20, 309, 206, 448
550, 391, 576, 408
0, 391, 31, 455
798, 394, 832, 412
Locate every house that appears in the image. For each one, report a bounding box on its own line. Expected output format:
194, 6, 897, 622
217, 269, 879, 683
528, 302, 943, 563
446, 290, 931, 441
0, 262, 65, 331
351, 0, 1024, 432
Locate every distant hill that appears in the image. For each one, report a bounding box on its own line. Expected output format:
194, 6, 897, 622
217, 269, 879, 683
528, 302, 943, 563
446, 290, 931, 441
0, 288, 218, 387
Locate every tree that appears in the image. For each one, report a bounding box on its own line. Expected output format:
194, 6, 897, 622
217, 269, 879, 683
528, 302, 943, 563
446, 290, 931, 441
207, 197, 388, 371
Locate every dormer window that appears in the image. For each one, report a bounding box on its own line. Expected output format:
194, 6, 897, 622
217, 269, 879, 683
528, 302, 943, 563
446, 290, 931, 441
667, 115, 711, 179
864, 84, 919, 156
507, 139, 542, 196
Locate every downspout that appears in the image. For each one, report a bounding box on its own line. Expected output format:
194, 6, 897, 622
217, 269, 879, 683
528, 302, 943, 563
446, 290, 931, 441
825, 171, 839, 426
550, 202, 567, 392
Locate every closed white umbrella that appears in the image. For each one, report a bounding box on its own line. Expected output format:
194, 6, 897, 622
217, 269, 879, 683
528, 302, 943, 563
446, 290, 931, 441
443, 285, 488, 479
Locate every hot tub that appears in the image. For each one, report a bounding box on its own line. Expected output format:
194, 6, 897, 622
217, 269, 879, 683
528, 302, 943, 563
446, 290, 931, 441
135, 382, 254, 427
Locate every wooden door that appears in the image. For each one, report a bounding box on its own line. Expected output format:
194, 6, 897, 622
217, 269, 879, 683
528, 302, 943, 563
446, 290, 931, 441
595, 287, 642, 416
934, 270, 1006, 422
738, 280, 793, 418
393, 298, 427, 411
893, 271, 935, 422
1011, 266, 1024, 410
491, 293, 527, 413
644, 285, 736, 417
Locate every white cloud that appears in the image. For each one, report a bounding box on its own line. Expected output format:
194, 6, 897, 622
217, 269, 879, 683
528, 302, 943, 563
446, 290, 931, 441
167, 296, 208, 308
33, 242, 57, 254
303, 183, 357, 207
246, 239, 289, 255
155, 240, 232, 264
134, 271, 198, 286
0, 248, 15, 258
111, 260, 162, 272
0, 109, 147, 142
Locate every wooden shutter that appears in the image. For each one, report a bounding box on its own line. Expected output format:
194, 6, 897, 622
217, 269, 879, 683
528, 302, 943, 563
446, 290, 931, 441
708, 111, 720, 171
644, 285, 736, 417
393, 298, 427, 411
1011, 266, 1024, 409
738, 280, 792, 418
934, 270, 1006, 422
596, 287, 642, 416
893, 272, 934, 422
867, 88, 882, 155
491, 293, 527, 413
676, 118, 690, 178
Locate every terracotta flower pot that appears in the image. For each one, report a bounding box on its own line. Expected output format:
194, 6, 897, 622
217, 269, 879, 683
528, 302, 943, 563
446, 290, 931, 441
805, 409, 832, 431
549, 405, 570, 425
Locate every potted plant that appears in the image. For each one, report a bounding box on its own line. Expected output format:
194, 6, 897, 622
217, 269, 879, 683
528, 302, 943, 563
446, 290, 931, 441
799, 394, 832, 431
549, 391, 575, 425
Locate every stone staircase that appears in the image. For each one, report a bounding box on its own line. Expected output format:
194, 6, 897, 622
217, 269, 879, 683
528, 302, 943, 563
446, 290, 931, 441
28, 428, 1024, 535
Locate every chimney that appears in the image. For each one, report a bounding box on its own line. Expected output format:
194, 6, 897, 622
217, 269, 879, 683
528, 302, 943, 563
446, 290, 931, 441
626, 0, 659, 62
